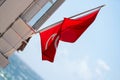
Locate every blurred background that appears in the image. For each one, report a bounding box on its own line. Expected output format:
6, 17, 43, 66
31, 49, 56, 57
0, 0, 120, 80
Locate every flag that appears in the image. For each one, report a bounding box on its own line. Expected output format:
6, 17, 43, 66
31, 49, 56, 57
40, 9, 100, 62
60, 9, 100, 42
40, 23, 62, 62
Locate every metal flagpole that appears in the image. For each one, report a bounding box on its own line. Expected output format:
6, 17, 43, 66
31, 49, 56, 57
36, 4, 105, 33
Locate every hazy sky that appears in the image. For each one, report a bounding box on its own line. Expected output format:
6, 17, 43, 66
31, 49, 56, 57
16, 0, 120, 80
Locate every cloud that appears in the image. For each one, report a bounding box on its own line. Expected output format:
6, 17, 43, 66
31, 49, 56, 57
95, 59, 110, 80
69, 57, 111, 80
78, 56, 93, 80
40, 50, 111, 80
97, 59, 110, 71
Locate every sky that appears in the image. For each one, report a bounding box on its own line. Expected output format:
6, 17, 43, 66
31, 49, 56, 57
16, 0, 120, 80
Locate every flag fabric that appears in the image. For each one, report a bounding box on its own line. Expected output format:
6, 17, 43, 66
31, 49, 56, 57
40, 23, 62, 62
40, 9, 100, 62
60, 9, 100, 42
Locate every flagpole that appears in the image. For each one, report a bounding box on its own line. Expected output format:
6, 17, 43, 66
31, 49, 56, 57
36, 4, 105, 33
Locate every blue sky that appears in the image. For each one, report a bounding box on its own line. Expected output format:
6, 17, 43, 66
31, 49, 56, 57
17, 0, 120, 80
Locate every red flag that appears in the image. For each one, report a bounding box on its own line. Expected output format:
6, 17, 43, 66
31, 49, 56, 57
40, 9, 100, 62
60, 9, 100, 42
40, 23, 61, 62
